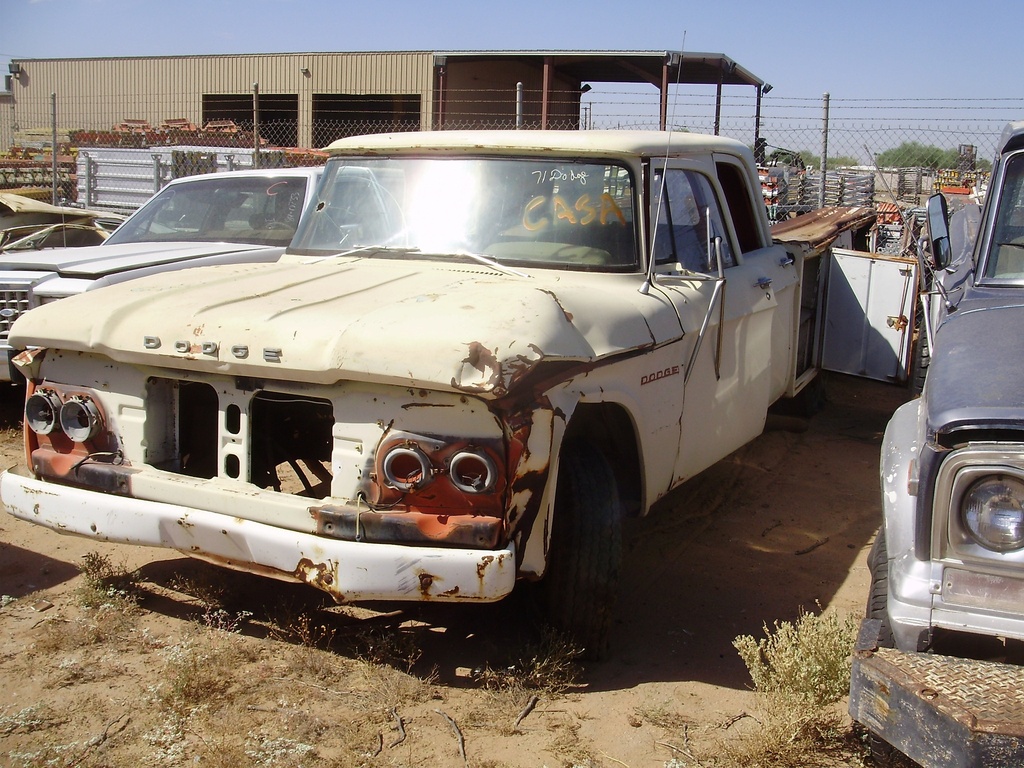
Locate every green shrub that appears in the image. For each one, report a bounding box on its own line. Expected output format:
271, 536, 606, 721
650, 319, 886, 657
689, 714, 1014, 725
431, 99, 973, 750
733, 608, 858, 706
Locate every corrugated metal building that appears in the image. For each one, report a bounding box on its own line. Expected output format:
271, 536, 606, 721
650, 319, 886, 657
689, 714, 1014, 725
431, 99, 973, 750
1, 50, 765, 153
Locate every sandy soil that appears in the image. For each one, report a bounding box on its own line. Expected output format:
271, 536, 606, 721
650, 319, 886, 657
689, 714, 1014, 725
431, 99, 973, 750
0, 373, 910, 767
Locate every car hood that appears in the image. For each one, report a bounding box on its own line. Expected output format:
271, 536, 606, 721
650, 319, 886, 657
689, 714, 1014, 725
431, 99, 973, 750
0, 241, 271, 278
10, 257, 666, 395
926, 297, 1024, 434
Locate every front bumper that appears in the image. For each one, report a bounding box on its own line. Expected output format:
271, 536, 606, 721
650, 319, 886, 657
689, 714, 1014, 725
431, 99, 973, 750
850, 618, 1024, 767
0, 345, 14, 383
888, 549, 1024, 650
0, 467, 517, 603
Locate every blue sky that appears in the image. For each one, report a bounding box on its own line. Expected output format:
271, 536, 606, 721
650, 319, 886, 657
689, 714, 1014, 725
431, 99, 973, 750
2, 0, 1022, 102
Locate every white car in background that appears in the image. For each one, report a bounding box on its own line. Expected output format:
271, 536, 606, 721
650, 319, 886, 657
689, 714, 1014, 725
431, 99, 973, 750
0, 166, 323, 381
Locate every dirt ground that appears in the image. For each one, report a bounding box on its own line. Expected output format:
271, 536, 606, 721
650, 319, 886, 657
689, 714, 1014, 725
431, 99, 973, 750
0, 373, 911, 767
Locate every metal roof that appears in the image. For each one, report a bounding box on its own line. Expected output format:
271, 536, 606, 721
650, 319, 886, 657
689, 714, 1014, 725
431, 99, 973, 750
433, 50, 764, 89
11, 50, 763, 86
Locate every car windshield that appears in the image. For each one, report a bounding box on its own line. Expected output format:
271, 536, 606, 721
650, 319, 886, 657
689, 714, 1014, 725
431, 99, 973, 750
289, 157, 638, 271
986, 153, 1024, 280
104, 175, 309, 248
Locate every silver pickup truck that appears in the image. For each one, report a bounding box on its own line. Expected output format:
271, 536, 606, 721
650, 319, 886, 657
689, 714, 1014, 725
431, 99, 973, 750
0, 166, 322, 381
850, 121, 1024, 766
0, 130, 893, 658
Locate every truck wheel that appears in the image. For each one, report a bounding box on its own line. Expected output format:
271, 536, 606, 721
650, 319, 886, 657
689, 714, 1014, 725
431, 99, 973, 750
909, 333, 929, 396
542, 444, 623, 661
865, 527, 906, 766
866, 527, 895, 648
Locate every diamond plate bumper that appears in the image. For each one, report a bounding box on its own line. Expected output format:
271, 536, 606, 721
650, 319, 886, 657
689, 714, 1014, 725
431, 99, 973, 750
850, 619, 1024, 767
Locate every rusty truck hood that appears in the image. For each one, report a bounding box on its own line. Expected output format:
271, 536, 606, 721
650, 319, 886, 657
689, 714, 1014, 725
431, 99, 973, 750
10, 256, 665, 394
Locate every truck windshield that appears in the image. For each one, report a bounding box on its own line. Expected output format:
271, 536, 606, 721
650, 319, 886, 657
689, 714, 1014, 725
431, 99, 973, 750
105, 176, 309, 248
289, 157, 638, 271
986, 153, 1024, 280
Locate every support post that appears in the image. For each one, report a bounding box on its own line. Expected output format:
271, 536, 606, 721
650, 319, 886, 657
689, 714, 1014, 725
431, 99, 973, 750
660, 61, 669, 131
714, 78, 722, 136
541, 57, 551, 130
819, 92, 830, 209
253, 82, 261, 170
50, 92, 58, 204
754, 87, 763, 162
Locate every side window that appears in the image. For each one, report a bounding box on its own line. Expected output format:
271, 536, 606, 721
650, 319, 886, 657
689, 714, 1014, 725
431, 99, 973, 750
715, 161, 764, 254
651, 168, 735, 272
987, 154, 1024, 278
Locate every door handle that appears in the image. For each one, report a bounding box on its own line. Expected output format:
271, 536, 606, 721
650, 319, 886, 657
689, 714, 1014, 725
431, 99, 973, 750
756, 276, 773, 289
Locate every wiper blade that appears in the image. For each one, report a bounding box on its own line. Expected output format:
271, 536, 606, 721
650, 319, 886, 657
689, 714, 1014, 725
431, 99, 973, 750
451, 250, 531, 278
322, 243, 530, 278
334, 245, 421, 258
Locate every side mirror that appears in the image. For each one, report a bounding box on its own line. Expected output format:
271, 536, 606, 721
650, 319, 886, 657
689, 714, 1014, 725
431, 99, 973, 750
926, 193, 951, 270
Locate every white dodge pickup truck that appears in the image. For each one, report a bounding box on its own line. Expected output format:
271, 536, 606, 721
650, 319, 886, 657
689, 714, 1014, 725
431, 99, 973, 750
0, 130, 885, 656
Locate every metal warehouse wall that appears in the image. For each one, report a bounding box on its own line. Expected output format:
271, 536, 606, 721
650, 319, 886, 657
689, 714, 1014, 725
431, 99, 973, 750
443, 59, 583, 128
0, 93, 13, 153
6, 52, 436, 150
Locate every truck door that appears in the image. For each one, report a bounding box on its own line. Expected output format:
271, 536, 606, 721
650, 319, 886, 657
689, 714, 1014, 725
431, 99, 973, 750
819, 248, 918, 384
649, 161, 798, 484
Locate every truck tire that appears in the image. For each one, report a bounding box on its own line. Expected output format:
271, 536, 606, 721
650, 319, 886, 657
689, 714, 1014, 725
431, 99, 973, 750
909, 332, 929, 396
542, 443, 623, 661
866, 528, 896, 649
865, 527, 910, 766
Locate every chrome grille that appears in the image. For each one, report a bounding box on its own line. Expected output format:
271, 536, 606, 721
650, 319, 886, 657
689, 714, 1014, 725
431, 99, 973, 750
0, 288, 29, 341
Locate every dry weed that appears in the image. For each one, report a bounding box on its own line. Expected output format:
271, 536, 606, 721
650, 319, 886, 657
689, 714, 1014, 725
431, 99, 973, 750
724, 607, 862, 767
34, 602, 138, 653
167, 572, 228, 610
546, 716, 596, 767
353, 654, 436, 715
453, 627, 584, 737
76, 551, 143, 609
634, 701, 695, 735
474, 626, 582, 694
25, 552, 148, 654
156, 629, 250, 715
716, 697, 860, 768
266, 604, 346, 681
0, 704, 64, 736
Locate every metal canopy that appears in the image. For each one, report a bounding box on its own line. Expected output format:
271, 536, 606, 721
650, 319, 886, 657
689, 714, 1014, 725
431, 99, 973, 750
433, 50, 767, 135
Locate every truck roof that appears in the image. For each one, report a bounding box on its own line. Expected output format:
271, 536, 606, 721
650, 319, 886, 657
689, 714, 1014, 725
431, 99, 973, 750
999, 121, 1024, 154
325, 129, 750, 160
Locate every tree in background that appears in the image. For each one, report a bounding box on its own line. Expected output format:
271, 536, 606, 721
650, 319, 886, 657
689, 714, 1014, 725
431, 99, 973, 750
875, 141, 993, 171
765, 148, 861, 170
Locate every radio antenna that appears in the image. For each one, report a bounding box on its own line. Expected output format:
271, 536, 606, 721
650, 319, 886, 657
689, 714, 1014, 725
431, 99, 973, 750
641, 32, 687, 295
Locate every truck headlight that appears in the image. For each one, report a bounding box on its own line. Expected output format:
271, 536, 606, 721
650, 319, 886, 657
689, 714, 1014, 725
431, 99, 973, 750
25, 389, 63, 435
962, 475, 1024, 552
449, 449, 497, 493
381, 444, 432, 491
59, 398, 102, 443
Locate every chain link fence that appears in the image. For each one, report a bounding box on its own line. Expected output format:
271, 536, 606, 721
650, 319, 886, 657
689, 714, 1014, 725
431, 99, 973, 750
2, 85, 1021, 216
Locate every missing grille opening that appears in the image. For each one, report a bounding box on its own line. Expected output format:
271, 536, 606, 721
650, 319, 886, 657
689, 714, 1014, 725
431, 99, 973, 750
250, 391, 334, 498
181, 382, 220, 478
